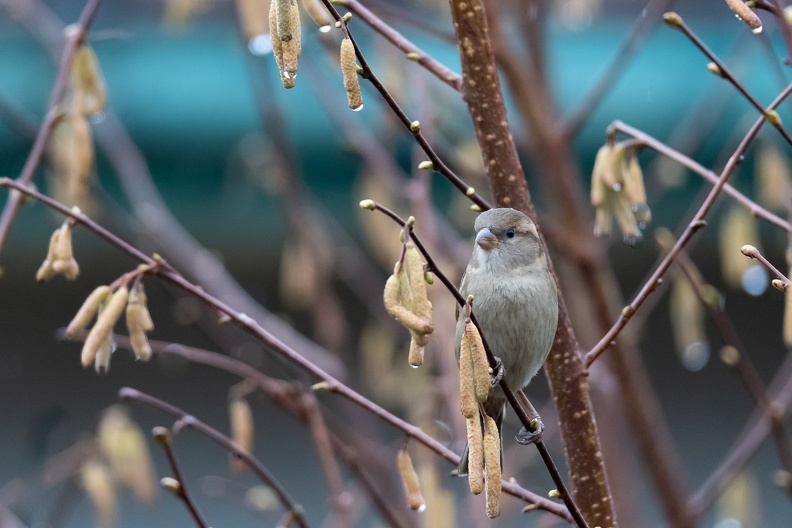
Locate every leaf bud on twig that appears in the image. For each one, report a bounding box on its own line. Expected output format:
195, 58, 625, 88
160, 477, 182, 496
719, 345, 740, 366
707, 62, 724, 77
358, 199, 376, 210
765, 110, 782, 126
662, 12, 683, 28
152, 426, 171, 447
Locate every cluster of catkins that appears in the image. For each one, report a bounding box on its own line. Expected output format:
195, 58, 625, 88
65, 280, 154, 373
459, 315, 502, 518
590, 140, 651, 245
382, 238, 434, 367
36, 220, 80, 281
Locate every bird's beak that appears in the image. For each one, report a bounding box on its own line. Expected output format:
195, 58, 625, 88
475, 228, 498, 250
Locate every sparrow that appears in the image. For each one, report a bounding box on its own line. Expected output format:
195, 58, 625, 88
455, 208, 558, 473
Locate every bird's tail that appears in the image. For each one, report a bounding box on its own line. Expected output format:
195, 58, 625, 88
457, 398, 505, 477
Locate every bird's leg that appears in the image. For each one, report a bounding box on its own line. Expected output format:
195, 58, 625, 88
515, 389, 544, 445
490, 356, 505, 387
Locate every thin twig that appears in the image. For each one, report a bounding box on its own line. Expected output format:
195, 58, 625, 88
334, 0, 462, 90
611, 120, 792, 234
584, 81, 792, 366
668, 15, 792, 147
317, 0, 492, 211
741, 244, 789, 283
0, 0, 103, 255
153, 427, 210, 528
121, 388, 309, 528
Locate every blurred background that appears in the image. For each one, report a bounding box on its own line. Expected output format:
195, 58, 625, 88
1, 0, 792, 526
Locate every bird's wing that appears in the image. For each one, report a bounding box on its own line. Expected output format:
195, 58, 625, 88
455, 271, 469, 321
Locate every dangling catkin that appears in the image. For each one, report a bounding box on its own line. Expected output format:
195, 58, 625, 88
459, 329, 477, 419
82, 287, 128, 368
483, 413, 501, 518
230, 398, 254, 473
340, 37, 362, 110
66, 285, 112, 338
466, 415, 484, 495
397, 448, 425, 511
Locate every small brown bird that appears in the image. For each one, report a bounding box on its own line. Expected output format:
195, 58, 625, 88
455, 208, 558, 473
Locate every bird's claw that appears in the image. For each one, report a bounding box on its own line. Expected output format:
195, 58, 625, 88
516, 417, 544, 445
490, 356, 505, 387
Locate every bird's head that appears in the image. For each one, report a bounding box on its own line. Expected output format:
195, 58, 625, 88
472, 208, 543, 271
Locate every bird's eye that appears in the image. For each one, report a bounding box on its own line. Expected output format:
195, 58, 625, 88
506, 229, 515, 238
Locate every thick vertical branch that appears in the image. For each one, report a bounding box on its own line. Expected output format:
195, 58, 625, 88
448, 1, 617, 526
448, 0, 531, 213
483, 3, 698, 527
